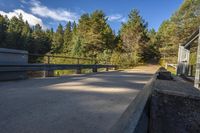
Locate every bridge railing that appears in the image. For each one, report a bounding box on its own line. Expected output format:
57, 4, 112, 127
27, 53, 116, 75
176, 27, 200, 88
0, 48, 117, 80
28, 53, 96, 65
0, 64, 117, 74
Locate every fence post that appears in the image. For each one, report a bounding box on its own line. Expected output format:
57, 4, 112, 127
77, 58, 80, 64
195, 27, 200, 89
46, 55, 54, 77
106, 67, 109, 71
92, 65, 97, 73
190, 65, 194, 76
114, 65, 118, 70
76, 65, 82, 74
47, 56, 50, 64
188, 65, 193, 77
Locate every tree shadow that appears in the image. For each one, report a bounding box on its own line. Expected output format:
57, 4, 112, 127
0, 70, 153, 133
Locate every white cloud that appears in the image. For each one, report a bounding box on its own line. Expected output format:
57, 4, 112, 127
30, 0, 78, 22
20, 0, 27, 4
108, 14, 127, 22
108, 14, 122, 21
120, 17, 127, 23
0, 9, 46, 29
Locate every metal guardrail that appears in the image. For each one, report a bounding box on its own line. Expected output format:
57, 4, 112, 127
28, 53, 114, 66
0, 64, 117, 72
0, 48, 117, 80
28, 53, 96, 64
27, 53, 98, 64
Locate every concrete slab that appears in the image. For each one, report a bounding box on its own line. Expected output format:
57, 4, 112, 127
0, 66, 158, 133
150, 79, 200, 133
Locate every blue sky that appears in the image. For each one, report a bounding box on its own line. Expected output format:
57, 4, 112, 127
0, 0, 183, 32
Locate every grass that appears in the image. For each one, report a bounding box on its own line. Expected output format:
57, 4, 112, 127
167, 66, 176, 76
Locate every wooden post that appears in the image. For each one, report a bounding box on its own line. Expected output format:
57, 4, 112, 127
106, 67, 109, 71
76, 67, 82, 74
47, 56, 50, 64
114, 66, 118, 70
190, 65, 193, 76
46, 56, 54, 77
77, 58, 80, 64
188, 65, 194, 77
194, 27, 200, 89
92, 65, 97, 73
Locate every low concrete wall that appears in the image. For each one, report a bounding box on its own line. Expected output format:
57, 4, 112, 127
109, 75, 156, 133
0, 48, 28, 80
110, 67, 200, 133
0, 48, 28, 65
150, 79, 200, 133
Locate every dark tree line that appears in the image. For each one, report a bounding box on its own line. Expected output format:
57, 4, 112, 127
0, 14, 52, 55
0, 10, 160, 66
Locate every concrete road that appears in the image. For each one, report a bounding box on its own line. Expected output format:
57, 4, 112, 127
0, 65, 158, 133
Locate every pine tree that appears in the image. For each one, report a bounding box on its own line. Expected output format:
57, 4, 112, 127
76, 10, 115, 58
21, 21, 32, 50
157, 0, 200, 63
6, 16, 24, 49
0, 15, 8, 47
63, 21, 72, 54
30, 24, 51, 54
72, 36, 82, 57
120, 9, 149, 64
51, 24, 64, 53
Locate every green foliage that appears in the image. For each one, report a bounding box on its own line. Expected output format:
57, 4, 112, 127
76, 10, 115, 58
63, 22, 72, 53
144, 29, 161, 62
0, 15, 51, 56
0, 9, 161, 69
190, 52, 197, 65
51, 24, 64, 53
6, 16, 25, 49
157, 0, 200, 63
72, 36, 82, 57
30, 24, 51, 54
119, 9, 159, 66
0, 15, 8, 48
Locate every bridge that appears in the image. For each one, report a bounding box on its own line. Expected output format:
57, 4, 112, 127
0, 48, 200, 133
0, 65, 157, 133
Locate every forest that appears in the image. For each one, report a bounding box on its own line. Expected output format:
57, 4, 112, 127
0, 0, 199, 67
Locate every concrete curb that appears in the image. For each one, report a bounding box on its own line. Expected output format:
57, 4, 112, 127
109, 67, 200, 133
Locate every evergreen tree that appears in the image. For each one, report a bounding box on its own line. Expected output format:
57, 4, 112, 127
30, 24, 51, 54
0, 8, 164, 66
157, 0, 200, 63
6, 15, 25, 49
76, 10, 115, 58
21, 21, 32, 50
120, 9, 149, 64
72, 36, 82, 57
51, 24, 64, 53
45, 28, 54, 52
0, 15, 8, 47
63, 21, 72, 54
143, 29, 160, 62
